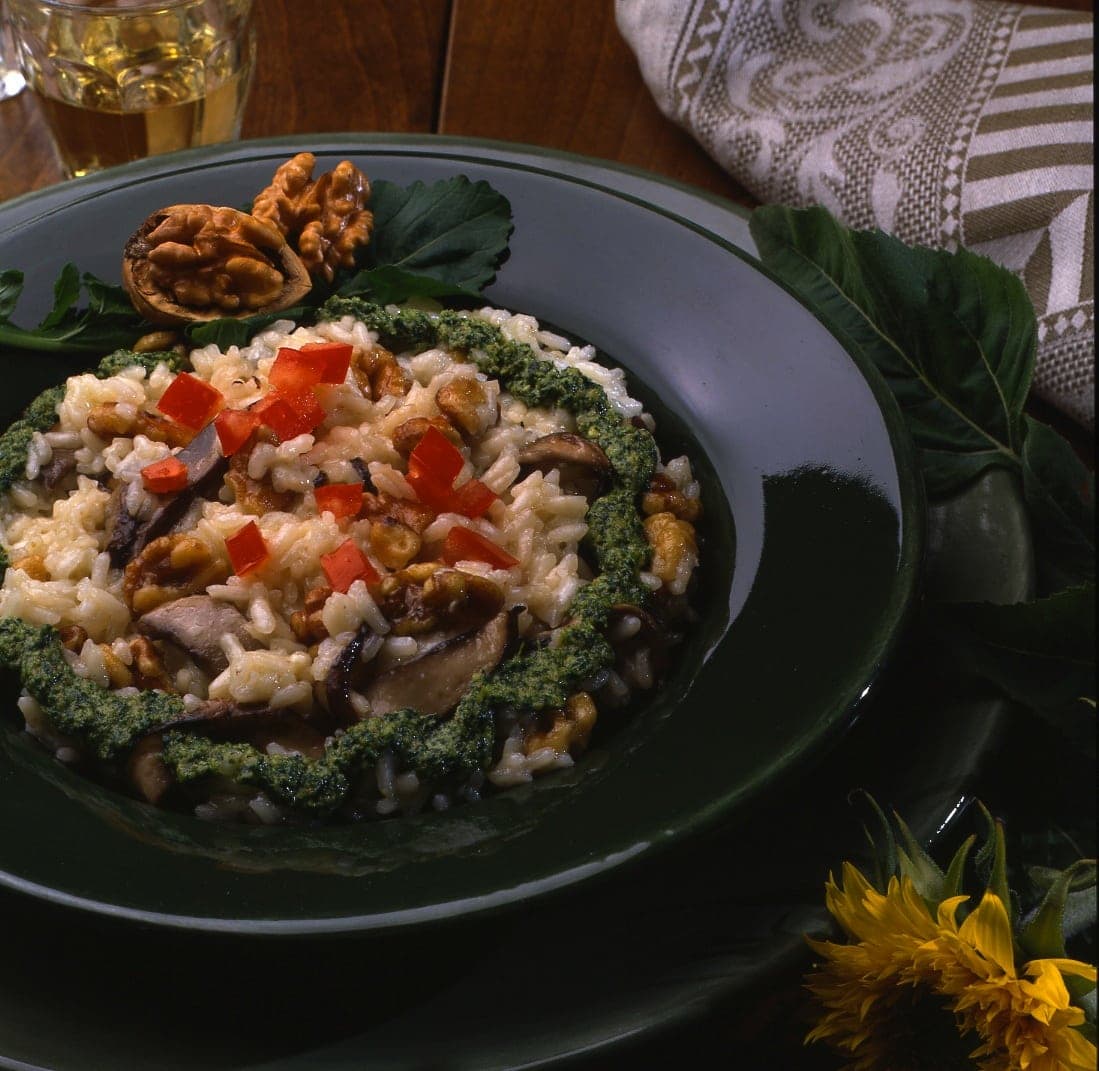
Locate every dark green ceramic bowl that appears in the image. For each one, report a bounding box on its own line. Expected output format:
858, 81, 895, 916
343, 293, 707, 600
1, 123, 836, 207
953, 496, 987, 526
0, 136, 922, 934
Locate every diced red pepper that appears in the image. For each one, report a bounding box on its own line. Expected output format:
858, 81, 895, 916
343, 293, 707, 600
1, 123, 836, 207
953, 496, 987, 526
406, 466, 460, 513
441, 526, 518, 569
269, 347, 325, 393
226, 520, 270, 577
321, 538, 380, 593
408, 425, 465, 486
156, 372, 224, 431
140, 456, 189, 494
301, 341, 354, 384
254, 389, 326, 440
315, 481, 364, 521
214, 409, 261, 456
451, 478, 498, 519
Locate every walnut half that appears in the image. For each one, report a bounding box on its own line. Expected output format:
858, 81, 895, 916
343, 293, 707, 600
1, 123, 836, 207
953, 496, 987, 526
122, 204, 313, 326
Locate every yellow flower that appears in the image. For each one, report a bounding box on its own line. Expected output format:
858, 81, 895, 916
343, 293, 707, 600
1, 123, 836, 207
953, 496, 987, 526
806, 862, 1097, 1070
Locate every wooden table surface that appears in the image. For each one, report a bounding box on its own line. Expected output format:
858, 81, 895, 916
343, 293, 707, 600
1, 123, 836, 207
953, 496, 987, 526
0, 2, 1093, 1067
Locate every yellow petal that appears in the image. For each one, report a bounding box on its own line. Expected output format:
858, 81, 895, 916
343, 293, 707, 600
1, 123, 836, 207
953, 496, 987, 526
958, 891, 1016, 976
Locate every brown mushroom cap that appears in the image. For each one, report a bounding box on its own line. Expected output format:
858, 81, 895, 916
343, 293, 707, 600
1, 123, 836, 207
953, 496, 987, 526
517, 433, 612, 498
122, 204, 313, 326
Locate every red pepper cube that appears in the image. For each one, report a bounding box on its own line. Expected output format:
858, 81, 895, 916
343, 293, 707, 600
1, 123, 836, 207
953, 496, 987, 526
301, 342, 354, 384
451, 478, 498, 519
214, 409, 261, 456
140, 456, 189, 494
254, 389, 325, 441
441, 526, 518, 569
269, 347, 325, 393
406, 466, 457, 514
156, 372, 224, 432
226, 520, 270, 577
315, 481, 364, 522
321, 538, 379, 594
409, 425, 465, 487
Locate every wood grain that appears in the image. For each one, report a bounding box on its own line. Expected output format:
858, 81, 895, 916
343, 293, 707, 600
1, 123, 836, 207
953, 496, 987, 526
242, 0, 449, 138
440, 0, 753, 204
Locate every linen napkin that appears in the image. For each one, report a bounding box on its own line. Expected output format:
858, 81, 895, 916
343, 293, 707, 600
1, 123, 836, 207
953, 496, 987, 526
617, 0, 1095, 428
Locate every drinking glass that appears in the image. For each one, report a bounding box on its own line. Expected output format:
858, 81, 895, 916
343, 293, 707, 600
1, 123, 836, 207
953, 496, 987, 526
6, 0, 255, 177
1, 2, 27, 99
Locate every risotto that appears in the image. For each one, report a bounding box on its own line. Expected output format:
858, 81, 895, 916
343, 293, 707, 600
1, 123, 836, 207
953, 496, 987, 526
0, 299, 702, 823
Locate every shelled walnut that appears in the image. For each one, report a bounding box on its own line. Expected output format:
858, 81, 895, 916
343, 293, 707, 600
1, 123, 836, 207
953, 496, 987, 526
123, 534, 228, 615
122, 204, 312, 326
252, 152, 373, 282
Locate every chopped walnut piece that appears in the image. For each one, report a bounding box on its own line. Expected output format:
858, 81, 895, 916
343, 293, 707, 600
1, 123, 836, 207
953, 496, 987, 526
86, 403, 193, 448
435, 378, 494, 438
290, 585, 332, 645
122, 204, 311, 326
524, 693, 598, 757
252, 153, 373, 283
123, 534, 228, 615
642, 473, 701, 523
360, 491, 434, 535
225, 430, 297, 515
374, 564, 504, 637
131, 330, 182, 354
369, 517, 422, 570
391, 416, 462, 457
643, 512, 698, 590
130, 636, 173, 691
350, 344, 409, 400
59, 625, 89, 653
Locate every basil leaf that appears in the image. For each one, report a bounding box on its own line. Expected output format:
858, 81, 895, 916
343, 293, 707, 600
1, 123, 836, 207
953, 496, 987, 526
1022, 416, 1096, 595
750, 205, 1035, 496
337, 265, 483, 305
368, 177, 513, 289
927, 583, 1096, 754
0, 269, 23, 321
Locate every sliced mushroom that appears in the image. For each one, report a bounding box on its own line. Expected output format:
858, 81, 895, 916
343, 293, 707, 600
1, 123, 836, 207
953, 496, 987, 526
137, 595, 259, 675
517, 433, 611, 498
325, 626, 386, 727
364, 609, 514, 718
40, 448, 77, 490
105, 422, 227, 566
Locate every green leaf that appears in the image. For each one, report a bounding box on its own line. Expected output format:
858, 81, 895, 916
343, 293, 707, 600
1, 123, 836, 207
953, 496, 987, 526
39, 263, 81, 329
1021, 416, 1095, 595
926, 584, 1096, 754
850, 791, 899, 892
893, 810, 947, 906
974, 805, 1014, 927
750, 205, 1035, 496
942, 834, 978, 900
368, 177, 513, 290
337, 265, 483, 305
1021, 860, 1098, 961
185, 306, 314, 350
83, 273, 140, 320
0, 269, 25, 321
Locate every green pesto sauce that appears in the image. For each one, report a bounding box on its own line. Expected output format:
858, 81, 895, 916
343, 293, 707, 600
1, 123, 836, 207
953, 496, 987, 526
1, 319, 659, 817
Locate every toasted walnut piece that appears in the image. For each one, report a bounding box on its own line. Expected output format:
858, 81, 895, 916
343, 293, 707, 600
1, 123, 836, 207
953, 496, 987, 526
99, 645, 134, 689
225, 430, 297, 515
391, 416, 462, 457
124, 534, 229, 615
350, 345, 409, 400
369, 517, 422, 570
524, 693, 599, 757
128, 734, 173, 805
87, 403, 193, 449
290, 584, 333, 645
252, 153, 373, 283
12, 554, 49, 581
643, 512, 698, 587
360, 491, 434, 535
435, 378, 494, 438
131, 330, 181, 354
374, 564, 503, 637
642, 473, 701, 523
59, 625, 89, 653
122, 204, 311, 326
130, 636, 173, 691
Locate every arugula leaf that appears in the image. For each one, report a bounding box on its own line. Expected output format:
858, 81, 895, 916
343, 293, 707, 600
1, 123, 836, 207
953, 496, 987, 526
1021, 416, 1095, 595
0, 264, 149, 353
750, 205, 1035, 497
185, 305, 314, 350
336, 265, 483, 305
367, 177, 513, 290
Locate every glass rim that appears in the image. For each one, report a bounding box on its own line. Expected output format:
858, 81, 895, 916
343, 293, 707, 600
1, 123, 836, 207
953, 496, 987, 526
8, 0, 247, 13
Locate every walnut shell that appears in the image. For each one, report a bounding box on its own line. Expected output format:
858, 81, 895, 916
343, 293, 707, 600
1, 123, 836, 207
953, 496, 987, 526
122, 204, 313, 326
